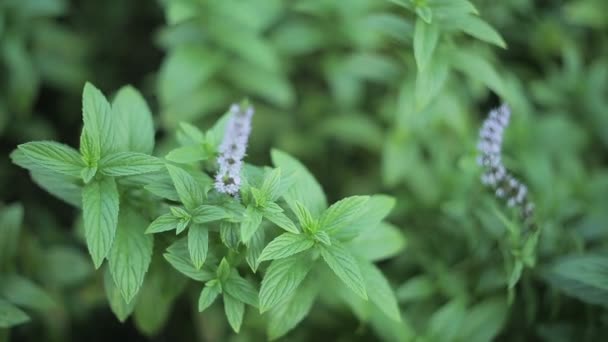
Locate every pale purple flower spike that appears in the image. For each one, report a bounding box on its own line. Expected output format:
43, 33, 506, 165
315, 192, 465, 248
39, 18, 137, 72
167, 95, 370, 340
214, 103, 254, 196
477, 104, 534, 221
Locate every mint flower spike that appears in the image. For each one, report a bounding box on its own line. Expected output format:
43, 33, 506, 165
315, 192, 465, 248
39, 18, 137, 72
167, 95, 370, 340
477, 103, 535, 223
214, 101, 254, 197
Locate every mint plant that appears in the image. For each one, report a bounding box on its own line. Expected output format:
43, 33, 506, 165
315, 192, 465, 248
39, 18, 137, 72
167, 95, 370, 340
11, 83, 404, 339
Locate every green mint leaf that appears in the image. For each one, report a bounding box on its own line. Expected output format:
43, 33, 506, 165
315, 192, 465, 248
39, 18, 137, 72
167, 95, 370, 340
259, 254, 313, 313
81, 166, 97, 183
241, 206, 263, 243
319, 196, 369, 234
451, 15, 506, 48
111, 85, 155, 154
164, 238, 215, 282
188, 224, 208, 270
414, 18, 439, 71
99, 152, 164, 177
271, 149, 327, 216
545, 254, 608, 308
292, 201, 316, 232
18, 141, 84, 178
250, 187, 268, 208
165, 145, 210, 164
104, 268, 136, 322
170, 206, 190, 219
349, 222, 406, 261
223, 293, 245, 333
415, 5, 433, 23
0, 203, 23, 267
359, 259, 401, 321
220, 222, 241, 251
0, 298, 29, 328
260, 168, 282, 201
83, 176, 119, 269
198, 281, 220, 312
191, 205, 229, 223
177, 122, 205, 145
245, 227, 265, 273
263, 205, 299, 234
224, 272, 259, 307
0, 274, 54, 312
216, 258, 231, 283
108, 208, 153, 303
145, 214, 180, 234
14, 161, 82, 207
166, 164, 205, 210
320, 242, 367, 300
176, 217, 191, 235
81, 82, 115, 159
313, 231, 331, 246
267, 277, 318, 340
333, 195, 396, 241
458, 297, 508, 342
258, 233, 314, 263
449, 49, 506, 96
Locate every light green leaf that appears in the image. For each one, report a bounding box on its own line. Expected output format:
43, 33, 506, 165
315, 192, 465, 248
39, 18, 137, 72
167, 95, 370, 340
164, 238, 215, 282
334, 195, 397, 241
225, 272, 259, 307
262, 205, 299, 234
166, 164, 205, 210
258, 233, 314, 262
191, 205, 229, 223
0, 298, 29, 328
414, 19, 440, 71
0, 274, 54, 312
246, 227, 265, 273
241, 206, 264, 243
81, 82, 115, 159
108, 208, 154, 303
292, 201, 316, 231
81, 166, 97, 183
416, 5, 433, 23
111, 85, 155, 154
104, 268, 136, 322
18, 141, 84, 178
313, 231, 331, 246
451, 15, 506, 48
165, 145, 210, 163
458, 297, 508, 342
545, 254, 608, 308
271, 149, 327, 216
416, 51, 449, 110
259, 254, 313, 313
396, 275, 435, 303
99, 152, 164, 177
450, 49, 506, 96
320, 196, 369, 234
359, 259, 401, 321
427, 299, 467, 341
145, 214, 179, 234
188, 224, 208, 269
224, 293, 245, 333
320, 242, 367, 300
267, 277, 318, 340
83, 176, 120, 269
261, 168, 282, 201
198, 280, 221, 312
220, 222, 241, 250
348, 222, 407, 261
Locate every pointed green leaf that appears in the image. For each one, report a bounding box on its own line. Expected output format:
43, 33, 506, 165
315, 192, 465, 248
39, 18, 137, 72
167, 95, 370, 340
258, 233, 314, 262
0, 298, 29, 328
313, 231, 331, 246
450, 49, 506, 96
246, 227, 265, 272
18, 141, 84, 178
111, 85, 155, 154
220, 222, 241, 250
319, 196, 369, 234
0, 274, 54, 312
81, 82, 115, 159
99, 152, 164, 177
545, 254, 608, 308
451, 15, 506, 48
188, 224, 208, 269
320, 242, 367, 300
166, 164, 204, 210
224, 293, 245, 333
359, 259, 401, 321
145, 214, 179, 234
164, 238, 215, 282
267, 277, 318, 340
104, 268, 137, 322
271, 149, 327, 216
349, 222, 407, 261
259, 254, 313, 313
191, 205, 229, 223
198, 281, 220, 312
333, 195, 397, 241
241, 206, 263, 243
292, 201, 316, 231
166, 145, 210, 163
108, 208, 154, 303
263, 205, 299, 234
414, 19, 440, 71
261, 168, 282, 201
225, 272, 259, 307
83, 176, 120, 269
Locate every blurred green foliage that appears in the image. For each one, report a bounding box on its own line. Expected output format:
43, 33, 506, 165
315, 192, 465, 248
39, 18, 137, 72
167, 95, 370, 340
1, 0, 608, 341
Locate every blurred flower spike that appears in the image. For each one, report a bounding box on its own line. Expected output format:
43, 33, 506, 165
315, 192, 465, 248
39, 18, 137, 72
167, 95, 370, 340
214, 100, 254, 197
477, 104, 535, 222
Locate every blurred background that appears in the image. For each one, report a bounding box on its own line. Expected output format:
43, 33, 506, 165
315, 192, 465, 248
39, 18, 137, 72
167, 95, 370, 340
1, 0, 607, 341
